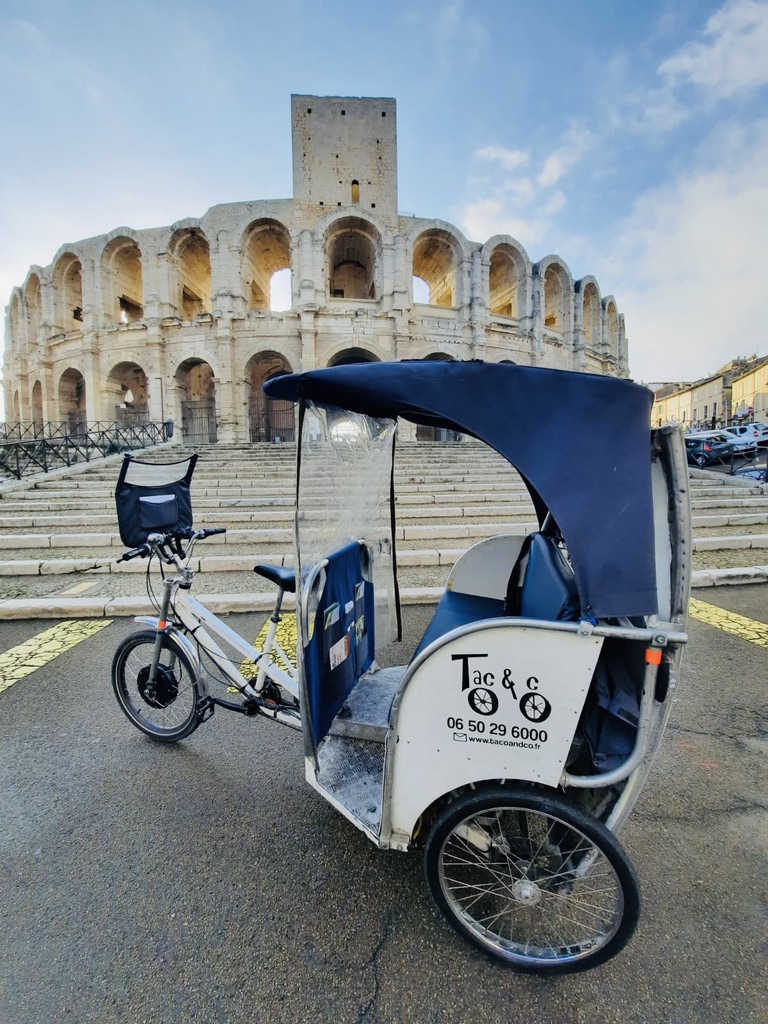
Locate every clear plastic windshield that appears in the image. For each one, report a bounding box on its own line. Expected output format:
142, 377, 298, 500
296, 401, 399, 647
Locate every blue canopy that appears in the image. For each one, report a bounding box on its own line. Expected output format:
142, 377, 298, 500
265, 361, 658, 618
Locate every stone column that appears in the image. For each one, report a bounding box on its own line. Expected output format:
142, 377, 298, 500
572, 289, 586, 371
300, 309, 317, 371
392, 234, 409, 312
469, 249, 486, 359
530, 269, 543, 365
213, 322, 238, 443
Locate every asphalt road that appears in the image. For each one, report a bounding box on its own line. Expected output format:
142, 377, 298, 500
0, 595, 766, 1024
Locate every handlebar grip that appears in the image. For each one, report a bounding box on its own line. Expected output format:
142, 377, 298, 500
200, 527, 227, 538
117, 544, 150, 563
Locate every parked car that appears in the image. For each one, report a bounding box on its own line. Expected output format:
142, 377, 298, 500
687, 429, 757, 456
685, 434, 737, 467
724, 423, 768, 448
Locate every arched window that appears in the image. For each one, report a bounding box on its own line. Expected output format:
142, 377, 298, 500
351, 180, 360, 204
544, 267, 563, 330
25, 275, 42, 344
489, 245, 525, 318
243, 219, 292, 312
326, 217, 380, 301
604, 299, 619, 357
170, 230, 211, 319
581, 282, 600, 348
412, 230, 459, 308
8, 293, 22, 349
53, 254, 84, 331
103, 237, 143, 323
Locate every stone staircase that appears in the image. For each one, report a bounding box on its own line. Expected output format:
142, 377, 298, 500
0, 441, 766, 618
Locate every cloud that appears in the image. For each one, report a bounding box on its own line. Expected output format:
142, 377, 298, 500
659, 0, 768, 98
537, 127, 593, 189
474, 146, 529, 171
434, 0, 488, 70
458, 125, 593, 246
602, 120, 768, 381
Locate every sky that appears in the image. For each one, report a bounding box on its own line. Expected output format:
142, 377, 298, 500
1, 0, 767, 393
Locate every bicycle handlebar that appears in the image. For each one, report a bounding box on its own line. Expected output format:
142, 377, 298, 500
117, 527, 227, 563
117, 544, 151, 563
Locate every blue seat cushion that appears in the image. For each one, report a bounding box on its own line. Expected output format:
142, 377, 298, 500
411, 591, 505, 661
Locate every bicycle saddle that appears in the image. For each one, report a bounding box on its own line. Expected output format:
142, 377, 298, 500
253, 564, 296, 592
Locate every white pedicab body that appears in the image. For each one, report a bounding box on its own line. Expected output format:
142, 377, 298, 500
265, 361, 691, 973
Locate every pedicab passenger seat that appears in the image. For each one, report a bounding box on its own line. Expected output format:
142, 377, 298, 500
411, 533, 580, 662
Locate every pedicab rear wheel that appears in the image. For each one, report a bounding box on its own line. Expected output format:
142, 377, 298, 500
423, 785, 640, 973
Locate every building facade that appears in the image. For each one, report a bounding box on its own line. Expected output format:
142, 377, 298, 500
650, 357, 767, 429
3, 96, 629, 445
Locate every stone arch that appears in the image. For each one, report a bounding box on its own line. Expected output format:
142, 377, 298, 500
603, 297, 620, 358
245, 350, 295, 441
242, 219, 292, 311
536, 257, 574, 336
52, 252, 84, 332
32, 380, 44, 429
24, 273, 42, 346
578, 277, 601, 349
8, 290, 22, 350
58, 368, 86, 433
168, 227, 211, 319
102, 234, 143, 323
327, 347, 381, 367
325, 216, 381, 301
175, 358, 217, 444
410, 224, 467, 308
483, 237, 531, 319
106, 361, 150, 423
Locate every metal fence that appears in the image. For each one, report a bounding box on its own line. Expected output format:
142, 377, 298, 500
0, 420, 172, 481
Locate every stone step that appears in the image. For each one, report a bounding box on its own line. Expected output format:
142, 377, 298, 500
3, 530, 768, 579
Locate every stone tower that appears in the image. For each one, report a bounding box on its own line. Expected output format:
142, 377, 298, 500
291, 95, 398, 225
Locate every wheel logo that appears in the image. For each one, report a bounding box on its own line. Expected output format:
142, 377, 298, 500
467, 688, 499, 716
519, 692, 552, 723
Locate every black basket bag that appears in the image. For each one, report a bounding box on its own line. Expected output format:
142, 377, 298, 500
115, 453, 198, 548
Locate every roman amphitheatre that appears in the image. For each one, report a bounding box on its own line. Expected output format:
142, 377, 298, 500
3, 95, 627, 445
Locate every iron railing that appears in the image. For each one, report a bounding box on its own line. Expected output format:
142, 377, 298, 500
0, 420, 173, 481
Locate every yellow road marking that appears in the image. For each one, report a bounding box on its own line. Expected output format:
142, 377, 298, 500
688, 598, 768, 649
238, 613, 298, 682
0, 619, 113, 693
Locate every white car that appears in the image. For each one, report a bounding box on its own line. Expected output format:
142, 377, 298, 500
724, 423, 768, 448
686, 429, 757, 455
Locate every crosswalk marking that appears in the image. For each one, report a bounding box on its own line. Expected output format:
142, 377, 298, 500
0, 619, 113, 694
688, 598, 768, 648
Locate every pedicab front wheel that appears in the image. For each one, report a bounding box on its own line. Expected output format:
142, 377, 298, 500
112, 630, 202, 743
423, 784, 640, 973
